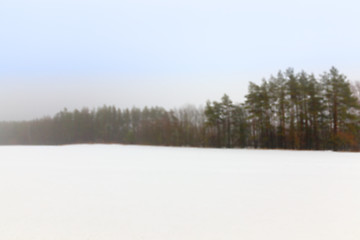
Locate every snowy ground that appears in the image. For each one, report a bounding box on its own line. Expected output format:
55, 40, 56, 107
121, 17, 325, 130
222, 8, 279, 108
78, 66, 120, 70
0, 145, 359, 240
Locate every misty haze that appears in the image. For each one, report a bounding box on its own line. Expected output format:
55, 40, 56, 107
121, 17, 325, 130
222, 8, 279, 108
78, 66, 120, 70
1, 0, 360, 239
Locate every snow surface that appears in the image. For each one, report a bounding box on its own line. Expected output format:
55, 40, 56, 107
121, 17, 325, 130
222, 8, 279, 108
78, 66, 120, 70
0, 145, 360, 240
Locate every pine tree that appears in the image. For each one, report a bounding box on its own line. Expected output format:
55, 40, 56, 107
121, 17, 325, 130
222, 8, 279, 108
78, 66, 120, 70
321, 67, 360, 150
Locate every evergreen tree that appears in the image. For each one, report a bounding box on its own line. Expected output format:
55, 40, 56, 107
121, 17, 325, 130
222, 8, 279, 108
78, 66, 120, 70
321, 67, 359, 150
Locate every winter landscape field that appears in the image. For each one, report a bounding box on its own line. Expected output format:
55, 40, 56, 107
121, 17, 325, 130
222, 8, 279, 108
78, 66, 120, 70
0, 145, 359, 240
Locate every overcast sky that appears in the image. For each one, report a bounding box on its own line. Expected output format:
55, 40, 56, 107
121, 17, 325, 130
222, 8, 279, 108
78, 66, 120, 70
1, 0, 360, 120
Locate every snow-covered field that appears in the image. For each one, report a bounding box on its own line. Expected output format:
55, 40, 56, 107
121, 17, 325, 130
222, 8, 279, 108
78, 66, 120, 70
0, 145, 359, 240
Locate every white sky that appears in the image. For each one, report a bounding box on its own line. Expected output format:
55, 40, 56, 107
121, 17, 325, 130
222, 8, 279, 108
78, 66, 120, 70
1, 0, 360, 120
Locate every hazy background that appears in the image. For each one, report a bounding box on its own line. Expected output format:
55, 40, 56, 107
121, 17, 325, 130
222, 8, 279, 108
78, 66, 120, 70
1, 0, 359, 121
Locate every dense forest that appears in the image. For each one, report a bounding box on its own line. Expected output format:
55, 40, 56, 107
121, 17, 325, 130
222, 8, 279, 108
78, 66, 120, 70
1, 67, 360, 151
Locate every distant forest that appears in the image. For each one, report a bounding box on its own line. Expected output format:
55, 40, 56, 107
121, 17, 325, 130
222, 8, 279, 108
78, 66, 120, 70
1, 67, 360, 151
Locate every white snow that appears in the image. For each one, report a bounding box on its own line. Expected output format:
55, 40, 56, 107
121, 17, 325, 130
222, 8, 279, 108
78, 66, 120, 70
0, 145, 360, 240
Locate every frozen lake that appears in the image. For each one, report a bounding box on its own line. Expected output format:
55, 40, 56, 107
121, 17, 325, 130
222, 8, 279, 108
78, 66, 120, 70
0, 145, 360, 240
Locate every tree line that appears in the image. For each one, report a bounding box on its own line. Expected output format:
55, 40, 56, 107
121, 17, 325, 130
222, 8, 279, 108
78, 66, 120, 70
0, 105, 206, 147
1, 67, 360, 151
